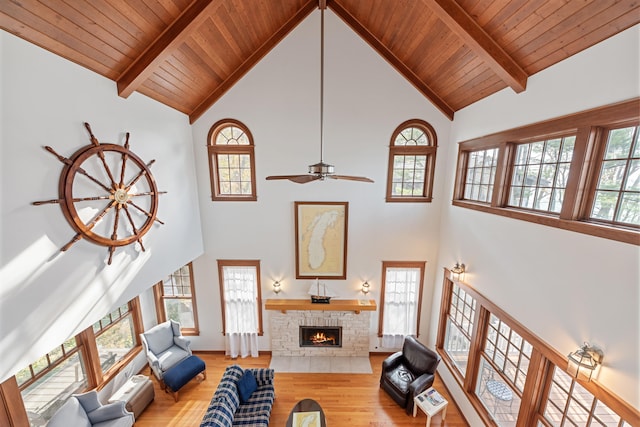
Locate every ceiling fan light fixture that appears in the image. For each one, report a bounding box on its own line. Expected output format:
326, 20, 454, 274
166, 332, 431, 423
264, 6, 373, 185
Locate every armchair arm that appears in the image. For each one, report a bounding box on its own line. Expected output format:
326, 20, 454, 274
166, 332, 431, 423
406, 372, 436, 413
174, 335, 192, 354
87, 401, 133, 424
381, 351, 403, 372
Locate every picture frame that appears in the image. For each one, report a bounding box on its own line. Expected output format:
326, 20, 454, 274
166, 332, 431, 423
295, 201, 348, 280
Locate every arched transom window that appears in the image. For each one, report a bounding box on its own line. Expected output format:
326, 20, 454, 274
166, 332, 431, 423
386, 119, 438, 202
207, 119, 257, 201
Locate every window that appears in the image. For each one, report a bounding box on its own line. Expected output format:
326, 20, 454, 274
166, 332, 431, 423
508, 136, 575, 213
443, 284, 477, 376
153, 263, 199, 335
16, 337, 87, 425
93, 302, 139, 373
378, 261, 425, 347
207, 119, 257, 201
539, 367, 630, 426
464, 148, 499, 203
589, 125, 639, 226
453, 99, 639, 244
217, 260, 263, 336
436, 273, 637, 426
386, 120, 437, 202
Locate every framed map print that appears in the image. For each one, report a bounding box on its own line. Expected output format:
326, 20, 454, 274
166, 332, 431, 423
295, 201, 348, 279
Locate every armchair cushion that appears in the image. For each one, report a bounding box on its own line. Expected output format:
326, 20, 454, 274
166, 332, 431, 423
144, 323, 177, 355
380, 335, 440, 415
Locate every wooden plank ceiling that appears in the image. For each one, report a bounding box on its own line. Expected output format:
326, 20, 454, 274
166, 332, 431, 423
2, 0, 638, 122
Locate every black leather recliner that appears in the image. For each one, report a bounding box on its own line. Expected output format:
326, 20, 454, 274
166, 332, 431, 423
379, 335, 441, 414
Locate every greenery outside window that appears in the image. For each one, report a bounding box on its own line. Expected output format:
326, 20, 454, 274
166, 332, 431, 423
464, 148, 499, 203
589, 125, 639, 226
153, 263, 199, 335
453, 99, 639, 245
386, 120, 437, 202
207, 119, 257, 201
93, 303, 138, 373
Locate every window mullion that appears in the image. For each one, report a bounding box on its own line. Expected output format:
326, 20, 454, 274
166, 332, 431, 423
76, 329, 101, 389
491, 141, 511, 207
559, 126, 598, 220
516, 349, 547, 427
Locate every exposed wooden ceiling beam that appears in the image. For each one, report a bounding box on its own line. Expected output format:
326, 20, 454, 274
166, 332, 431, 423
189, 0, 318, 123
329, 0, 455, 119
117, 0, 218, 98
423, 0, 527, 93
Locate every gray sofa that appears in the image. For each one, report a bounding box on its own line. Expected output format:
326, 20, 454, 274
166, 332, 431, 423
200, 365, 275, 427
47, 390, 134, 427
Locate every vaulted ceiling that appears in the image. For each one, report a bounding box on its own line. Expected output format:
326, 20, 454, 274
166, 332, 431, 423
2, 0, 638, 123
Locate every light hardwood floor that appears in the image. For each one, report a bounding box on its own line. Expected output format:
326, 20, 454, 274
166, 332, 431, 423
133, 353, 469, 427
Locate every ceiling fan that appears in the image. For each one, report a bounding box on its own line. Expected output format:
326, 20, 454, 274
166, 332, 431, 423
265, 3, 373, 184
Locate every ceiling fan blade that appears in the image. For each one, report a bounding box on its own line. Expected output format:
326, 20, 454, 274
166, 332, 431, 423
266, 174, 322, 184
329, 175, 374, 183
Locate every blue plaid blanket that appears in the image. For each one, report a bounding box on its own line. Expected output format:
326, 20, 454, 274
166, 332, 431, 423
200, 365, 275, 427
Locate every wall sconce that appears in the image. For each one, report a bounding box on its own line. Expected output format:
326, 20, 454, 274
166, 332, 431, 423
361, 281, 370, 295
451, 262, 466, 282
567, 342, 603, 382
273, 280, 282, 294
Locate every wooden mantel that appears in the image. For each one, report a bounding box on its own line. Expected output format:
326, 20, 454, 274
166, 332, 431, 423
265, 299, 377, 314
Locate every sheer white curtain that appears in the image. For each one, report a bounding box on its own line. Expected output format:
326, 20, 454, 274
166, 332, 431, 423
222, 266, 259, 358
381, 267, 420, 348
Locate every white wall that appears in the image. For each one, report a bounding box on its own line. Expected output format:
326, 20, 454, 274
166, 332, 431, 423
188, 10, 452, 352
432, 25, 640, 422
0, 32, 204, 383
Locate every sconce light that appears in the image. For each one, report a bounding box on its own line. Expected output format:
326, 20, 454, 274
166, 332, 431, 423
567, 342, 603, 382
273, 281, 282, 294
451, 262, 466, 281
361, 281, 370, 295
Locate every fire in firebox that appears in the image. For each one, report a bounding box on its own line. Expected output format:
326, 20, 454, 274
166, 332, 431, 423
299, 326, 342, 348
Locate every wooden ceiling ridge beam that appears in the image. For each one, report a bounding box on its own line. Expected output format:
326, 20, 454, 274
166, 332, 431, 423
116, 0, 218, 98
189, 0, 318, 123
424, 0, 528, 93
328, 0, 455, 120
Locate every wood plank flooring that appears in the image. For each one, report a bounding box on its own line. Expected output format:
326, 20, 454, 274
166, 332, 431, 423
133, 353, 469, 427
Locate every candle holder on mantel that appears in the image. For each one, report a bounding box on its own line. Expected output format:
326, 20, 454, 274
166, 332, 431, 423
310, 278, 332, 304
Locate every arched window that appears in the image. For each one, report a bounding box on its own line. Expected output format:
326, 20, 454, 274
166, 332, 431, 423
386, 120, 437, 202
207, 119, 257, 201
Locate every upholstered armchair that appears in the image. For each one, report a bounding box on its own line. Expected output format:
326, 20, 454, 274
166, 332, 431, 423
140, 320, 192, 384
47, 390, 134, 427
380, 335, 441, 414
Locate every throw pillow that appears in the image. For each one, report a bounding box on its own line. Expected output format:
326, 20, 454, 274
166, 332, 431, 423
237, 370, 258, 403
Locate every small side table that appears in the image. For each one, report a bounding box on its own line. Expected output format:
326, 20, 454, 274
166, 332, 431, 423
413, 387, 448, 427
108, 375, 154, 420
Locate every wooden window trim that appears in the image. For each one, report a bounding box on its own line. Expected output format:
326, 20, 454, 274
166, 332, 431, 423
153, 263, 200, 336
453, 98, 640, 245
435, 268, 640, 426
386, 119, 438, 203
217, 259, 264, 336
207, 119, 257, 202
377, 261, 426, 338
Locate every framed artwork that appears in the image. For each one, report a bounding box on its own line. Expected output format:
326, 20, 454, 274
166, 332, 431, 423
295, 201, 348, 280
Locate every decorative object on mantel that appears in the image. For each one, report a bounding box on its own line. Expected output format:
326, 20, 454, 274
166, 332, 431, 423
309, 278, 335, 304
567, 342, 603, 382
265, 4, 373, 185
32, 122, 165, 264
451, 262, 466, 282
265, 298, 376, 314
295, 201, 348, 279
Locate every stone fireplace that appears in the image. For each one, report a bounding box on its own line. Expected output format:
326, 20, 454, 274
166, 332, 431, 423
299, 326, 342, 347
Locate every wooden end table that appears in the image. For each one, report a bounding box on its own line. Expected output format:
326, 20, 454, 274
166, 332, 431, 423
108, 375, 154, 419
413, 387, 448, 427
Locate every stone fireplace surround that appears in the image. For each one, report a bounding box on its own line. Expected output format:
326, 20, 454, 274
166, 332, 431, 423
269, 310, 370, 357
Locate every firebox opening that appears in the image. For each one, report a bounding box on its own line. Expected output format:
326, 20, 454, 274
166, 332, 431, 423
299, 326, 342, 347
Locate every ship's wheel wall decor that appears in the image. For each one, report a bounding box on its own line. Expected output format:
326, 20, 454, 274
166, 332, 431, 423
33, 122, 166, 264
